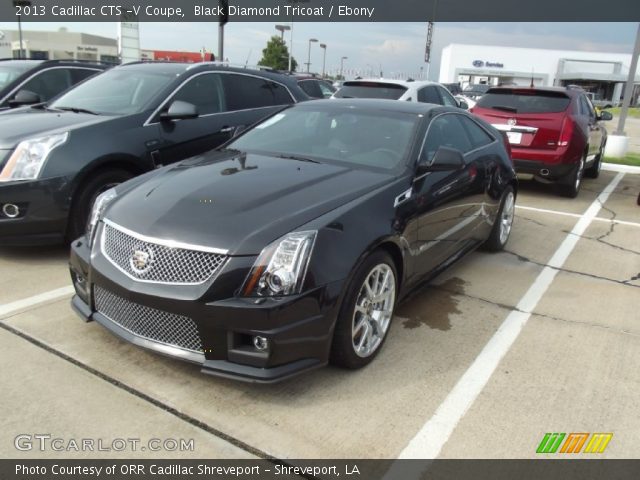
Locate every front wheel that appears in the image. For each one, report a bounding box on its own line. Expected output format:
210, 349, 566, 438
483, 186, 515, 252
330, 251, 398, 369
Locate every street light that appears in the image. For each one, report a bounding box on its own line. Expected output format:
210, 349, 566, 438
274, 24, 290, 42
306, 38, 318, 73
13, 0, 31, 59
319, 43, 327, 78
340, 56, 348, 80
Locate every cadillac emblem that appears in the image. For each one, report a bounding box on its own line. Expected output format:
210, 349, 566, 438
507, 118, 517, 127
130, 246, 154, 274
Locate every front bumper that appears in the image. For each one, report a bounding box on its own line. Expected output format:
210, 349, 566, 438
0, 176, 70, 246
69, 236, 344, 383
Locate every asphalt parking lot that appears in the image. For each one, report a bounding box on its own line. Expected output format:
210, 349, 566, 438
1, 166, 638, 460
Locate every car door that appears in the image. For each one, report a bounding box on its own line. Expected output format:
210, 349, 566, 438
412, 113, 489, 275
580, 94, 603, 158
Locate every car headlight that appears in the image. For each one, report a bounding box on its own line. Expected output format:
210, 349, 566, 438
0, 132, 69, 181
242, 231, 317, 297
87, 188, 117, 246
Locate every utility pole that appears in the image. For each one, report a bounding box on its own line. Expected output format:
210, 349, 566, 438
218, 0, 228, 62
615, 23, 640, 136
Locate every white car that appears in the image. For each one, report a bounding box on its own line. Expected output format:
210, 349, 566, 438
332, 78, 469, 109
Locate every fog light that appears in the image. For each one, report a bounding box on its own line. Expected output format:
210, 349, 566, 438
2, 203, 20, 218
71, 270, 89, 303
253, 336, 269, 351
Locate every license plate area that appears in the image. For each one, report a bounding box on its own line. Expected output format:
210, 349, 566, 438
506, 131, 523, 144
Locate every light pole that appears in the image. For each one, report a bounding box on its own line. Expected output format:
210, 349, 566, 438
340, 56, 348, 80
305, 38, 318, 73
319, 43, 327, 78
13, 0, 31, 59
275, 24, 290, 42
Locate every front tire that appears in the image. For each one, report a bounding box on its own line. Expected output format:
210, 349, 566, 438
483, 186, 515, 252
66, 169, 133, 242
330, 251, 398, 369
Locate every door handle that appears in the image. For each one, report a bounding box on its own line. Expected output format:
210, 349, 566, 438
219, 126, 234, 133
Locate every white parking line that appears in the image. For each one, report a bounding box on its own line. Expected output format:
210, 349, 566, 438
0, 286, 75, 319
516, 205, 640, 228
398, 172, 625, 459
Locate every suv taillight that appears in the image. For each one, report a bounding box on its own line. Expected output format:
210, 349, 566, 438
558, 117, 574, 147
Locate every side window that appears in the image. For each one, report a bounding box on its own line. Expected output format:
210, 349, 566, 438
318, 82, 335, 98
421, 114, 473, 164
70, 69, 100, 85
18, 68, 72, 102
437, 86, 459, 107
417, 86, 441, 104
222, 74, 293, 111
581, 95, 595, 118
458, 116, 494, 149
298, 80, 323, 99
171, 73, 225, 115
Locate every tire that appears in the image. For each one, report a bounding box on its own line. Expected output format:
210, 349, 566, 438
585, 142, 605, 179
66, 169, 134, 242
483, 186, 515, 252
558, 153, 585, 198
330, 251, 398, 369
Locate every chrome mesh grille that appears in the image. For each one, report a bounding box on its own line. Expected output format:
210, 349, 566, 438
94, 286, 202, 353
101, 223, 226, 284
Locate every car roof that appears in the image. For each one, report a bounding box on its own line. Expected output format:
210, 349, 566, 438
343, 78, 440, 88
487, 86, 577, 96
298, 98, 446, 115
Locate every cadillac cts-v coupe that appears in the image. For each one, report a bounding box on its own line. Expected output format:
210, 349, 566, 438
69, 99, 517, 382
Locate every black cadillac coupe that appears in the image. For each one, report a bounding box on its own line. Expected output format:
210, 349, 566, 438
69, 99, 517, 382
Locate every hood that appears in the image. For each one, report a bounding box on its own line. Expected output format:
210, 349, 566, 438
106, 150, 393, 255
0, 108, 107, 148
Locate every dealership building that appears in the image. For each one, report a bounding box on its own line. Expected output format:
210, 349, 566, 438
439, 43, 640, 105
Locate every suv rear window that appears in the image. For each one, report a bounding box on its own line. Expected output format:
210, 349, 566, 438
334, 82, 407, 100
476, 89, 571, 114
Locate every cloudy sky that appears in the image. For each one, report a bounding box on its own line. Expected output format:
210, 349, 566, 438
0, 21, 638, 78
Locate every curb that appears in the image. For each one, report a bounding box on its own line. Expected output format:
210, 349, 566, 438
602, 163, 640, 174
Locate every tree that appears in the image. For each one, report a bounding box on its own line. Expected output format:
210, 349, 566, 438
258, 35, 297, 71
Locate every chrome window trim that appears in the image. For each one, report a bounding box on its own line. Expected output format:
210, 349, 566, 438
417, 112, 498, 166
143, 70, 296, 127
0, 66, 102, 105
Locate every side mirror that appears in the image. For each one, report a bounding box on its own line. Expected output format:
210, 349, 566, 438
457, 98, 469, 110
597, 111, 613, 121
160, 100, 198, 121
9, 89, 41, 107
418, 146, 465, 174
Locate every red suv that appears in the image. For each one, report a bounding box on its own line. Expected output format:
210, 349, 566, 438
471, 86, 612, 197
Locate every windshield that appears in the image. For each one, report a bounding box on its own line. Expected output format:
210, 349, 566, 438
464, 84, 490, 93
50, 68, 178, 115
228, 106, 419, 171
334, 82, 407, 100
476, 89, 571, 113
0, 64, 33, 91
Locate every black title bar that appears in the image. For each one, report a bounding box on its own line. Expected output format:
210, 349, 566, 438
0, 0, 639, 22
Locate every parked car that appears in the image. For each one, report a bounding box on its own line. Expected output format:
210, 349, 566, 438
0, 59, 109, 112
292, 73, 336, 99
442, 82, 462, 96
333, 79, 469, 109
69, 99, 517, 382
0, 62, 308, 245
461, 83, 491, 100
471, 86, 612, 197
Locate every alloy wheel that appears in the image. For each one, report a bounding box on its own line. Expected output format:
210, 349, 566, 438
351, 264, 396, 358
499, 191, 515, 246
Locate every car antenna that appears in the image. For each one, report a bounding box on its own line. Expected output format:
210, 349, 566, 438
530, 68, 535, 88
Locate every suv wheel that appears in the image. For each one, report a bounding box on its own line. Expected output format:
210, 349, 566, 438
558, 154, 585, 198
66, 169, 133, 242
585, 142, 605, 179
330, 251, 397, 369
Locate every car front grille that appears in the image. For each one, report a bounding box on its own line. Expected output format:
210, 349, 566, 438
94, 286, 203, 354
101, 222, 226, 285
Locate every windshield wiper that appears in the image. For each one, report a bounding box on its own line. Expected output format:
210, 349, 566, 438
274, 153, 321, 164
55, 106, 100, 115
491, 105, 518, 113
